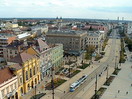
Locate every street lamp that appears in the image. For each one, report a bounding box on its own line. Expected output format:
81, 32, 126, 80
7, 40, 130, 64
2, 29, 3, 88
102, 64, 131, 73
69, 64, 71, 78
94, 74, 98, 99
115, 56, 118, 70
51, 66, 55, 99
106, 65, 109, 80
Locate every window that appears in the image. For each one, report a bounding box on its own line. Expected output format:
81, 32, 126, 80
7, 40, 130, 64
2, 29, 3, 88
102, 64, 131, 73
6, 87, 9, 93
10, 51, 12, 54
37, 67, 39, 72
1, 89, 5, 97
26, 71, 28, 80
14, 82, 17, 89
20, 76, 23, 84
11, 84, 13, 91
15, 51, 17, 54
30, 69, 32, 77
33, 67, 35, 75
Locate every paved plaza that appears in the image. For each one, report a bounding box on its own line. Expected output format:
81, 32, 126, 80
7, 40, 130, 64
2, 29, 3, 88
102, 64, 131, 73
101, 49, 132, 99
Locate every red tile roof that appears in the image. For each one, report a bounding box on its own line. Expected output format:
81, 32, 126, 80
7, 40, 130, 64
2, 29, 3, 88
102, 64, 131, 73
0, 67, 15, 84
0, 30, 14, 34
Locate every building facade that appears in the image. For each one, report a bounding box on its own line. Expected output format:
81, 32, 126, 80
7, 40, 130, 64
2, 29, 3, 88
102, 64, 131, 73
0, 67, 18, 99
8, 52, 40, 98
24, 38, 64, 80
87, 32, 103, 53
0, 36, 16, 64
50, 44, 64, 72
46, 30, 88, 56
127, 23, 132, 34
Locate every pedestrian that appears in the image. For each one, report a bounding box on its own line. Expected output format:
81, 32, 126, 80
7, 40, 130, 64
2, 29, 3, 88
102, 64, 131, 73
126, 91, 128, 94
131, 84, 132, 86
64, 91, 65, 93
118, 90, 120, 93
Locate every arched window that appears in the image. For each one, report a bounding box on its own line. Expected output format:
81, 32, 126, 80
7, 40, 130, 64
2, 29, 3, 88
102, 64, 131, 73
33, 67, 35, 75
26, 71, 28, 80
38, 75, 39, 81
27, 84, 30, 91
35, 78, 37, 85
30, 69, 32, 77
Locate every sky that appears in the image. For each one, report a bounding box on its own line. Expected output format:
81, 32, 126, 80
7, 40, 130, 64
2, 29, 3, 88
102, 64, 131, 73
0, 0, 132, 20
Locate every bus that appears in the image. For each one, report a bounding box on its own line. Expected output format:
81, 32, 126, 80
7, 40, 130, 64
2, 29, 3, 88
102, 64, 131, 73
70, 75, 88, 92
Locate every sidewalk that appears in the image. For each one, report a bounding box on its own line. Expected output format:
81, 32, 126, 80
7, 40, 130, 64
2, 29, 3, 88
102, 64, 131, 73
100, 47, 132, 99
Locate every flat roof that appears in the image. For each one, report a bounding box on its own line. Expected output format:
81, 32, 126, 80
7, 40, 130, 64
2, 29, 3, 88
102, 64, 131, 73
48, 30, 87, 35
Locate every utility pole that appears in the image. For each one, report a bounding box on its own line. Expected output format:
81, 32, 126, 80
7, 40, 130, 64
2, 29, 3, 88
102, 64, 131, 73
115, 56, 117, 70
94, 74, 98, 99
69, 64, 71, 78
51, 67, 55, 99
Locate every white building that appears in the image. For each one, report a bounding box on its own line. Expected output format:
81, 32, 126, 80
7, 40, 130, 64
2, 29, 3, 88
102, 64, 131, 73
87, 32, 103, 53
0, 67, 18, 99
31, 25, 48, 36
127, 23, 132, 34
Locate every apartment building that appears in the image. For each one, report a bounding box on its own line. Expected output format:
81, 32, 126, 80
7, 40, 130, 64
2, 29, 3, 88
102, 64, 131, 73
0, 36, 16, 63
87, 31, 103, 53
3, 40, 33, 62
50, 43, 64, 72
46, 30, 88, 56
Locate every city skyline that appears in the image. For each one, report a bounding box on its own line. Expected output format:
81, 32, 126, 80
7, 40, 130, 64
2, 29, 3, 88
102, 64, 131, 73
0, 0, 132, 20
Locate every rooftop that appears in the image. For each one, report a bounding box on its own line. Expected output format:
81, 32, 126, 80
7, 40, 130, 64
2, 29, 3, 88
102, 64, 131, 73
17, 32, 31, 39
48, 30, 87, 35
10, 52, 36, 64
0, 30, 14, 34
10, 63, 22, 71
88, 32, 100, 37
0, 67, 15, 84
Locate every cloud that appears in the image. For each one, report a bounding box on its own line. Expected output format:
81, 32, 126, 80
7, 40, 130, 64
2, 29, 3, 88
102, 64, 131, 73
0, 0, 132, 20
89, 7, 132, 13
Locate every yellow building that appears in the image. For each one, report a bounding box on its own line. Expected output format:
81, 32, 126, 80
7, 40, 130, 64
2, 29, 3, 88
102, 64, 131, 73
8, 52, 40, 99
5, 22, 18, 29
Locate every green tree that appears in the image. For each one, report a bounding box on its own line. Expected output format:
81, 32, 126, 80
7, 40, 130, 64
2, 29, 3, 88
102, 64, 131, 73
85, 45, 95, 60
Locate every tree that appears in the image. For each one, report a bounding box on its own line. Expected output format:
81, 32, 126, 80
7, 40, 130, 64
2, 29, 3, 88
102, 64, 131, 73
85, 45, 96, 60
89, 26, 93, 31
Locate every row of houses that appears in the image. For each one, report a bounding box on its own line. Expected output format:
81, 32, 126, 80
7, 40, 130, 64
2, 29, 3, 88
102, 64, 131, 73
0, 38, 63, 99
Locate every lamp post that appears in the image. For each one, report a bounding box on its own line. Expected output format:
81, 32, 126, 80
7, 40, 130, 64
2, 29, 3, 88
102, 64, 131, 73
69, 64, 71, 78
51, 66, 55, 99
106, 65, 109, 80
94, 74, 98, 99
115, 56, 118, 70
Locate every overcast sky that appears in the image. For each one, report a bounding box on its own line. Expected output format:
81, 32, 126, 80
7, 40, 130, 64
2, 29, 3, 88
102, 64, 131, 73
0, 0, 132, 20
